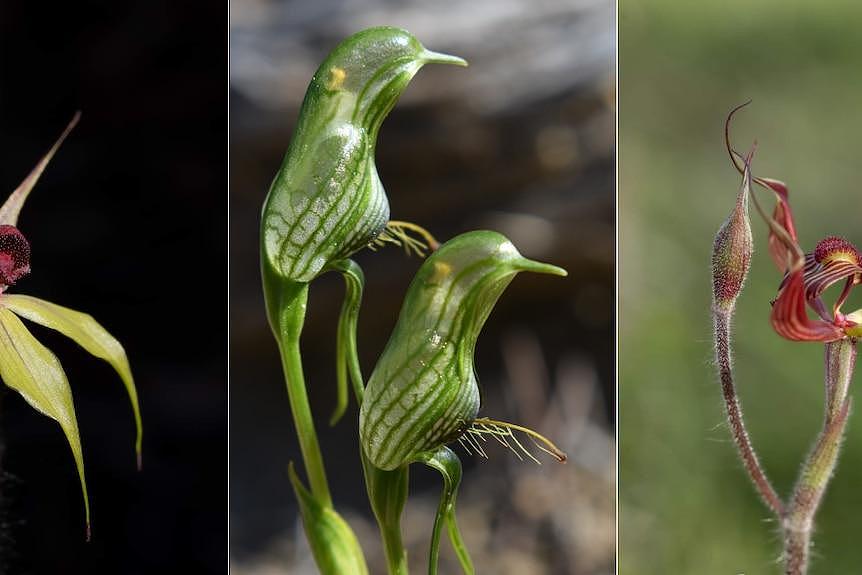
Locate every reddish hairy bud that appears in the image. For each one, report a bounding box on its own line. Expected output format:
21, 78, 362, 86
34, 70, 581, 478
0, 225, 31, 288
712, 159, 753, 309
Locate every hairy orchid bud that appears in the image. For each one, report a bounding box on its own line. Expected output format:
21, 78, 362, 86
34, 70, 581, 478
0, 225, 31, 288
261, 26, 466, 284
712, 151, 754, 311
359, 230, 567, 471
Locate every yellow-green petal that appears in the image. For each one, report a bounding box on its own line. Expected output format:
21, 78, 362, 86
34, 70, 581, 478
0, 307, 90, 534
2, 294, 142, 465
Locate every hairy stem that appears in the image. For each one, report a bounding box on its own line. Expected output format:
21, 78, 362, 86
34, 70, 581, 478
275, 281, 332, 506
782, 339, 855, 575
713, 304, 784, 515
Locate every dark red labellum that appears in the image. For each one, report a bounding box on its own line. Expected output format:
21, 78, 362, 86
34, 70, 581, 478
0, 224, 31, 287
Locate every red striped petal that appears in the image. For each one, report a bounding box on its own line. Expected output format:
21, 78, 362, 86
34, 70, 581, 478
771, 267, 845, 342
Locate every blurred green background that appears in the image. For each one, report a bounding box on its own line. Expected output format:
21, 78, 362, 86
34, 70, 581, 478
620, 0, 862, 573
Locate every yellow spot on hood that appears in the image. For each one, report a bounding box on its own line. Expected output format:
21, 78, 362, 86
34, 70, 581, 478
327, 67, 346, 90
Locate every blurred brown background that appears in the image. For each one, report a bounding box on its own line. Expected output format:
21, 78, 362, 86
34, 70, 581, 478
230, 1, 614, 573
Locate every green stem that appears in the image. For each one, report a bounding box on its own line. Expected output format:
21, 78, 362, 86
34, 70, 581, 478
274, 280, 333, 507
332, 259, 410, 575
362, 459, 410, 575
782, 338, 856, 575
416, 447, 475, 575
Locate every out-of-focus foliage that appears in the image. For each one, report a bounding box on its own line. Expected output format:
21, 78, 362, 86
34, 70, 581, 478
620, 0, 862, 572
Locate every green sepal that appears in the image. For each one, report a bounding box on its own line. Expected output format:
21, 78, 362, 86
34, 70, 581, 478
3, 294, 143, 466
414, 446, 474, 575
288, 462, 370, 575
0, 306, 90, 537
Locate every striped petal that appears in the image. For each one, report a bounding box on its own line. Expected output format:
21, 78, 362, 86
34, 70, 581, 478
771, 266, 845, 342
761, 177, 800, 271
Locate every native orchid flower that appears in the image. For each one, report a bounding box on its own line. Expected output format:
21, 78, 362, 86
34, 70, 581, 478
712, 103, 858, 575
0, 114, 142, 539
360, 230, 567, 574
259, 27, 467, 575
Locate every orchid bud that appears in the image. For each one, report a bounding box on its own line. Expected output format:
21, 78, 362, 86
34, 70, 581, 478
712, 152, 754, 311
261, 26, 466, 285
359, 230, 567, 471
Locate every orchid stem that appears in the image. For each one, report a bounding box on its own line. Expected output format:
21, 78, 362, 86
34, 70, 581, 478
274, 281, 333, 507
782, 339, 856, 575
713, 304, 784, 516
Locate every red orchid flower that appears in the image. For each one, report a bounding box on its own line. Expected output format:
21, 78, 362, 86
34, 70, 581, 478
726, 106, 861, 343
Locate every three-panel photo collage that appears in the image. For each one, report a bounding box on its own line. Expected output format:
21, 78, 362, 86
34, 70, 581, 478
1, 1, 860, 573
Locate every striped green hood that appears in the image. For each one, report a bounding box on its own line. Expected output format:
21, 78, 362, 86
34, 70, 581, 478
359, 231, 566, 470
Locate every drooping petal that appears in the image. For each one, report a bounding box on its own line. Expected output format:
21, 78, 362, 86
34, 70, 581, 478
0, 225, 31, 287
761, 177, 800, 271
0, 113, 80, 226
0, 307, 90, 536
770, 266, 844, 342
2, 294, 142, 465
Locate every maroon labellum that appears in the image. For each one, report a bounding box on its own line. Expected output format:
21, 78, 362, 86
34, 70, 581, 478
0, 224, 31, 288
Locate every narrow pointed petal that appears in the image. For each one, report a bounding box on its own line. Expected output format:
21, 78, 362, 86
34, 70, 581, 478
724, 104, 798, 271
0, 307, 90, 534
770, 268, 844, 342
763, 178, 799, 271
0, 112, 80, 226
2, 294, 143, 464
328, 259, 365, 425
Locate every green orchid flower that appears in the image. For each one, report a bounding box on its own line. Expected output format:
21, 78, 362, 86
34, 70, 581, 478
0, 113, 142, 539
360, 230, 568, 574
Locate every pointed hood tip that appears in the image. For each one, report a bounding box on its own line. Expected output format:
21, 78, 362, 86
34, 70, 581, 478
421, 49, 468, 67
516, 258, 568, 277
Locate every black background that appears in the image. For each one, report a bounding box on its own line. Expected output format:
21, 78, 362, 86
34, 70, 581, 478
0, 2, 226, 574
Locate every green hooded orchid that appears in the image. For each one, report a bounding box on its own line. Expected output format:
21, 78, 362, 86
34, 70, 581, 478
0, 114, 142, 539
360, 230, 568, 574
259, 27, 466, 575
